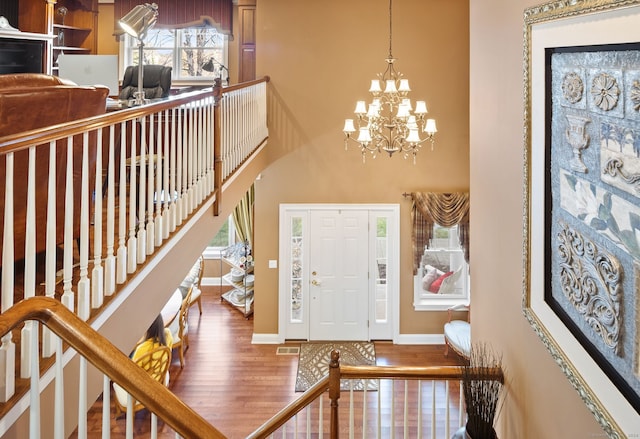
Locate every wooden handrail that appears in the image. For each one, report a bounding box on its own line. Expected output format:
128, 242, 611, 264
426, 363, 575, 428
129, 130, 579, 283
0, 88, 216, 152
222, 75, 270, 94
0, 297, 226, 438
0, 76, 270, 153
246, 375, 330, 439
340, 364, 504, 383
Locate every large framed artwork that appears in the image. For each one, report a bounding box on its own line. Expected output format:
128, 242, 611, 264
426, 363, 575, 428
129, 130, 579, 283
523, 0, 640, 437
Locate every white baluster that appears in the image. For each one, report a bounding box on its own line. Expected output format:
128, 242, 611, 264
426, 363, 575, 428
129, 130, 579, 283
403, 380, 408, 439
196, 102, 204, 204
126, 394, 134, 439
77, 357, 87, 438
391, 380, 395, 439
154, 111, 163, 247
349, 380, 355, 439
417, 380, 423, 439
431, 381, 436, 439
319, 394, 324, 437
0, 152, 15, 402
21, 146, 37, 379
29, 321, 40, 439
77, 132, 91, 322
176, 108, 184, 225
54, 337, 64, 439
146, 113, 156, 254
169, 108, 177, 233
377, 379, 382, 438
104, 125, 117, 295
127, 120, 138, 273
187, 104, 194, 213
151, 412, 158, 439
102, 375, 111, 439
459, 380, 465, 428
117, 122, 128, 283
24, 146, 36, 292
92, 129, 104, 308
137, 117, 147, 264
61, 136, 75, 312
43, 140, 58, 358
363, 380, 368, 438
162, 108, 172, 238
445, 380, 451, 439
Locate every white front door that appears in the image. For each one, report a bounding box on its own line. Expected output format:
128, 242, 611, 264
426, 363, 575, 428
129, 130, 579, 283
308, 210, 369, 341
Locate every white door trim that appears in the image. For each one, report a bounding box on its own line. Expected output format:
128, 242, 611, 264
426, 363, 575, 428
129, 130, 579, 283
277, 203, 399, 343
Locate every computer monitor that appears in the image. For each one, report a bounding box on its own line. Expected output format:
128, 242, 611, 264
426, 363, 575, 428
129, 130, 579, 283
57, 54, 120, 96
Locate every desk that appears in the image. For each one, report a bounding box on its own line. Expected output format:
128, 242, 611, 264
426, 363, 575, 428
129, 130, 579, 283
161, 289, 182, 327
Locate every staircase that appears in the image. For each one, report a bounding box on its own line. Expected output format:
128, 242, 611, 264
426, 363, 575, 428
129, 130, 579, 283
0, 77, 503, 438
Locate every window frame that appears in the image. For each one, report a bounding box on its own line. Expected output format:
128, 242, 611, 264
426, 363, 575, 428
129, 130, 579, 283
120, 26, 229, 86
413, 224, 470, 311
203, 215, 236, 259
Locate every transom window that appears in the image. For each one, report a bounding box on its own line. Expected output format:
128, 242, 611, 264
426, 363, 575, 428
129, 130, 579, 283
122, 27, 228, 83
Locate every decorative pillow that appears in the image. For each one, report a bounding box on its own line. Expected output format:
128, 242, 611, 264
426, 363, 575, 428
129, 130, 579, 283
429, 271, 454, 293
439, 267, 463, 294
422, 265, 444, 291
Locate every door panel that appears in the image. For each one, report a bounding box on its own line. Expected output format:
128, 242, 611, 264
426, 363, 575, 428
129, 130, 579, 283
309, 210, 368, 340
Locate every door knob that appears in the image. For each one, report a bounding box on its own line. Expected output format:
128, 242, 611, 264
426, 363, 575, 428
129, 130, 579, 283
311, 279, 321, 286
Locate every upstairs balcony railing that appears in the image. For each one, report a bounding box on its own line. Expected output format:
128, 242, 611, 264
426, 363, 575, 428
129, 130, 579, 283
0, 77, 269, 417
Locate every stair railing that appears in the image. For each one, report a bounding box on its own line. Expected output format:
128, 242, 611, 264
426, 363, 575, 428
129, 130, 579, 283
0, 296, 226, 438
248, 350, 504, 439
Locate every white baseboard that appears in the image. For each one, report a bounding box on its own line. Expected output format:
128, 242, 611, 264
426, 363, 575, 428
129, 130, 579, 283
251, 333, 282, 344
201, 276, 229, 286
250, 333, 445, 345
394, 333, 445, 345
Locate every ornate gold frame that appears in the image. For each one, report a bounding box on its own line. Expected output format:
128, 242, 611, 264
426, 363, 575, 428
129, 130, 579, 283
522, 1, 640, 437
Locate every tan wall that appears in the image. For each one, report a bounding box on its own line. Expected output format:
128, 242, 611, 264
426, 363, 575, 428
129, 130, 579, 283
96, 4, 119, 55
252, 0, 470, 336
469, 0, 606, 437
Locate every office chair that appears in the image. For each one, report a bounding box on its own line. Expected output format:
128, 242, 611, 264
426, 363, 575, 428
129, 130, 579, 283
119, 65, 172, 100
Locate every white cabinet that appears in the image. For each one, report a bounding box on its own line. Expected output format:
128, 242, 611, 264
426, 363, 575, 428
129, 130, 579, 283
220, 242, 254, 318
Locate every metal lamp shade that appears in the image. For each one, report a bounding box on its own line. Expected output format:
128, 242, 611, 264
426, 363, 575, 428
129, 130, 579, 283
119, 3, 158, 39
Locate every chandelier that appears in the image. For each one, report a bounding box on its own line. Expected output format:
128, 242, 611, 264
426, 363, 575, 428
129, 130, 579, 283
343, 0, 437, 164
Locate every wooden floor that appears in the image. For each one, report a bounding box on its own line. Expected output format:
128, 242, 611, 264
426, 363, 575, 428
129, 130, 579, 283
73, 285, 464, 438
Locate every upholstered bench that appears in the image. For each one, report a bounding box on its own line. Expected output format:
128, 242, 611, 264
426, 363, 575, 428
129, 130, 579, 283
444, 304, 471, 359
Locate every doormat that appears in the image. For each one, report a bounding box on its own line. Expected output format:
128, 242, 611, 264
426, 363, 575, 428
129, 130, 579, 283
295, 341, 377, 392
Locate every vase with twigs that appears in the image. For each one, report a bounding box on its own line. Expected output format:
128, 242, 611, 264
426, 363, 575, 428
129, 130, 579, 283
459, 343, 505, 439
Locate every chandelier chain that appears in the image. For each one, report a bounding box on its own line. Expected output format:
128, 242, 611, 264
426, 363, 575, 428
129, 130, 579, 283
388, 0, 393, 59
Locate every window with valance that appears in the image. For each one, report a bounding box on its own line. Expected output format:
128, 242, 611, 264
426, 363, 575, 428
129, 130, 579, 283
410, 192, 470, 273
410, 192, 470, 310
113, 0, 233, 34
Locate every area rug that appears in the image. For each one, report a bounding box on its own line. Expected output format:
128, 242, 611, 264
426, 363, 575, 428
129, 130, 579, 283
295, 341, 378, 392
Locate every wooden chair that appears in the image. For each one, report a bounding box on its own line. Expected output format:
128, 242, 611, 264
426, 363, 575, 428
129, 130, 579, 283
189, 256, 204, 315
170, 288, 192, 368
444, 303, 471, 360
113, 344, 172, 417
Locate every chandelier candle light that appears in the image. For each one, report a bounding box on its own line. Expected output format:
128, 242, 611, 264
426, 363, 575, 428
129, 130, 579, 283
343, 0, 437, 164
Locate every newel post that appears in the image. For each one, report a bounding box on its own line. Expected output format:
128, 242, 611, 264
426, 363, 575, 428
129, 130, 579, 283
329, 350, 341, 439
212, 77, 223, 216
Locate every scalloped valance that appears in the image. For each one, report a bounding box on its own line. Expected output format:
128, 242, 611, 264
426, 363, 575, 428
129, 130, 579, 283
410, 192, 470, 274
113, 0, 233, 35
